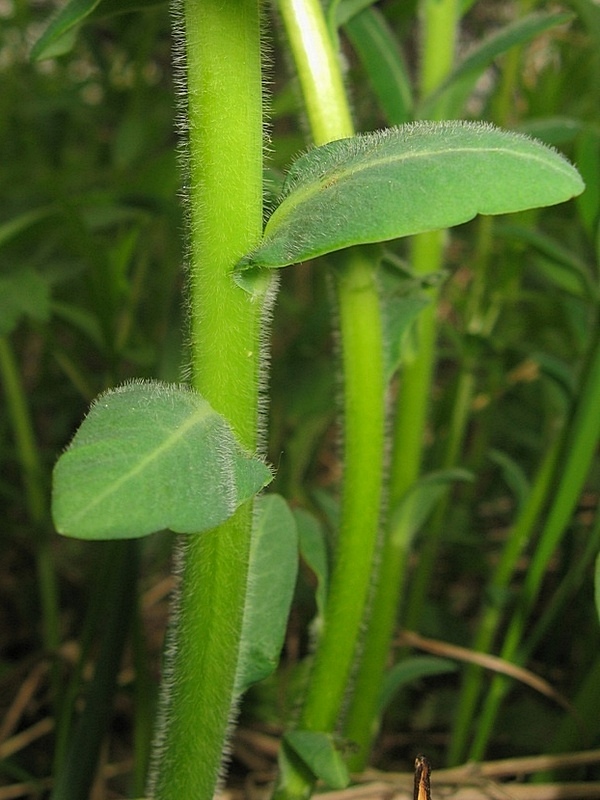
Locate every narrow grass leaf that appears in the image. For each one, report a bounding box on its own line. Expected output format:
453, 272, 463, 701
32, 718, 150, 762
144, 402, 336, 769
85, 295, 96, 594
344, 7, 413, 124
284, 731, 349, 789
52, 381, 272, 540
391, 469, 473, 547
235, 495, 298, 695
296, 508, 329, 620
498, 223, 596, 299
575, 128, 600, 238
488, 449, 529, 512
595, 553, 600, 626
30, 0, 165, 61
419, 12, 573, 118
237, 122, 584, 271
30, 0, 101, 61
0, 269, 51, 336
518, 116, 583, 147
0, 207, 54, 249
334, 0, 376, 27
379, 657, 457, 714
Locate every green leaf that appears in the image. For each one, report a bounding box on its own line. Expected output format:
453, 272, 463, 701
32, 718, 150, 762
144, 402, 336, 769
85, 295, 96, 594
498, 223, 596, 299
344, 7, 413, 125
391, 469, 472, 548
284, 731, 349, 789
0, 207, 55, 249
0, 269, 51, 336
296, 508, 329, 620
52, 381, 272, 540
30, 0, 101, 61
334, 0, 375, 27
488, 449, 529, 512
379, 656, 458, 714
379, 260, 433, 382
420, 12, 573, 118
518, 117, 584, 147
30, 0, 165, 61
237, 122, 584, 272
595, 552, 600, 627
235, 495, 298, 695
575, 128, 600, 239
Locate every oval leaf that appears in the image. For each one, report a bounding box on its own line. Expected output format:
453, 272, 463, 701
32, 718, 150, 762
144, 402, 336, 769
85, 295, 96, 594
235, 495, 298, 695
52, 381, 272, 540
237, 121, 584, 271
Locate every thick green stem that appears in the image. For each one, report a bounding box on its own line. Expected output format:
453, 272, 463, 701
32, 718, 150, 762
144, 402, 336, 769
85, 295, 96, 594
274, 0, 386, 795
148, 0, 265, 797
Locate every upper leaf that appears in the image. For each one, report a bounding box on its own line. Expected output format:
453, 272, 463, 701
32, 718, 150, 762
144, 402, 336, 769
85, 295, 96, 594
52, 381, 272, 540
236, 121, 584, 271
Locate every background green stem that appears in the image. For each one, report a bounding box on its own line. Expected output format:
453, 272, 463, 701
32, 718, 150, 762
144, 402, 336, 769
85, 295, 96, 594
147, 0, 266, 797
274, 0, 386, 794
50, 541, 137, 800
342, 0, 459, 767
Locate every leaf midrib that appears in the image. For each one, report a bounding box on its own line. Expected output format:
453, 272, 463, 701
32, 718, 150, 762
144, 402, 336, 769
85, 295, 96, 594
65, 402, 213, 527
265, 141, 572, 240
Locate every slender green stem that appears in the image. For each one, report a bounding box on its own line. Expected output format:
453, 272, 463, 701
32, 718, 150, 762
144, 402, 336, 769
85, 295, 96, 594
419, 0, 459, 100
147, 0, 265, 797
299, 246, 385, 729
342, 0, 459, 766
277, 0, 353, 143
343, 237, 439, 769
278, 245, 385, 800
274, 0, 386, 794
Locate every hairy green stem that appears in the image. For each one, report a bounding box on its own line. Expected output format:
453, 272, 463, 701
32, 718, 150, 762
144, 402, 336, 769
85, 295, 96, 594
147, 0, 265, 796
343, 237, 440, 769
342, 0, 459, 766
274, 0, 386, 794
277, 0, 353, 142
